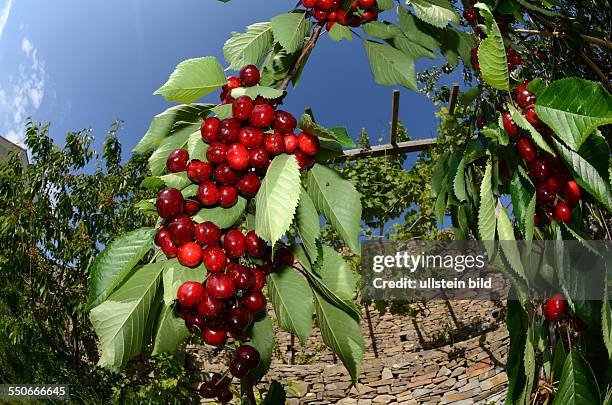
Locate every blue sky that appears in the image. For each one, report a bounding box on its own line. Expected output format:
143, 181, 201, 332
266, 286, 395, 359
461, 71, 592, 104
0, 0, 457, 157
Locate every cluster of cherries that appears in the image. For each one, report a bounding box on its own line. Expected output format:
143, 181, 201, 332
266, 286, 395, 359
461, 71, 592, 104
301, 0, 379, 30
500, 81, 582, 226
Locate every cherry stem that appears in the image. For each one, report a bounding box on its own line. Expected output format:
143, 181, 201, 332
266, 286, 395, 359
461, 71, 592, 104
245, 377, 257, 405
278, 23, 325, 91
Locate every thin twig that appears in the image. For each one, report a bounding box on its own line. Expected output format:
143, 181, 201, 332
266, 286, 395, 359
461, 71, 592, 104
514, 28, 612, 49
278, 23, 324, 91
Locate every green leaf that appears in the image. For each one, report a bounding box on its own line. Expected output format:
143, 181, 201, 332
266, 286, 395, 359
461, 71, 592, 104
192, 196, 247, 228
398, 7, 440, 51
328, 23, 353, 42
154, 57, 226, 103
525, 192, 536, 241
535, 78, 612, 151
162, 258, 207, 306
510, 171, 531, 234
475, 3, 509, 91
554, 139, 612, 212
255, 154, 301, 244
134, 104, 211, 153
435, 180, 448, 224
330, 127, 356, 148
497, 205, 527, 280
87, 227, 156, 309
223, 22, 273, 70
508, 104, 554, 155
376, 0, 394, 10
307, 164, 362, 255
603, 269, 612, 361
432, 151, 449, 194
478, 160, 496, 240
313, 290, 364, 384
320, 246, 357, 302
186, 129, 209, 161
552, 338, 566, 383
453, 156, 467, 202
393, 35, 439, 60
364, 40, 417, 91
514, 0, 558, 16
151, 303, 190, 355
141, 176, 166, 191
408, 0, 460, 28
268, 266, 314, 343
90, 261, 165, 371
230, 85, 284, 100
211, 103, 233, 120
261, 381, 286, 405
245, 312, 274, 382
298, 114, 355, 148
553, 350, 601, 405
296, 186, 321, 263
158, 172, 191, 190
521, 327, 536, 404
148, 126, 195, 176
363, 21, 402, 39
271, 12, 311, 54
578, 130, 610, 184
506, 300, 528, 404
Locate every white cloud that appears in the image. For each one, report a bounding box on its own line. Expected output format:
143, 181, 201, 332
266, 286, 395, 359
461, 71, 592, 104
0, 0, 11, 40
21, 37, 32, 56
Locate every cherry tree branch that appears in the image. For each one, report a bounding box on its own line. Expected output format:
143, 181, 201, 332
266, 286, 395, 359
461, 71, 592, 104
278, 23, 325, 91
514, 28, 612, 50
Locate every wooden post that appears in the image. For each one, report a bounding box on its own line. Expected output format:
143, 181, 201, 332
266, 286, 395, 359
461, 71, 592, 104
390, 90, 400, 146
448, 84, 459, 116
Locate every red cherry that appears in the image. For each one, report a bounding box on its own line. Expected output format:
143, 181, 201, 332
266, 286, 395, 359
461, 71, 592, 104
229, 359, 250, 379
202, 328, 227, 346
197, 180, 221, 206
239, 127, 264, 149
298, 132, 320, 155
232, 96, 254, 121
251, 268, 266, 291
250, 104, 276, 128
226, 75, 241, 90
302, 0, 317, 7
553, 200, 571, 223
501, 111, 518, 139
177, 281, 205, 307
249, 147, 270, 169
227, 262, 255, 290
219, 185, 239, 208
272, 110, 297, 133
239, 65, 260, 87
226, 143, 250, 171
516, 137, 536, 162
525, 108, 543, 128
201, 117, 220, 143
362, 8, 378, 21
312, 9, 328, 21
275, 247, 295, 267
317, 0, 338, 10
240, 291, 266, 313
206, 273, 235, 299
237, 173, 261, 197
167, 149, 189, 173
178, 242, 203, 267
517, 90, 536, 109
218, 118, 241, 144
197, 292, 225, 319
185, 313, 207, 333
336, 8, 349, 24
359, 0, 376, 7
168, 214, 195, 245
544, 293, 565, 321
226, 306, 253, 333
264, 133, 285, 155
210, 373, 231, 390
463, 7, 478, 22
203, 246, 227, 272
198, 382, 218, 399
156, 188, 184, 219
223, 229, 247, 258
562, 180, 581, 207
245, 231, 266, 257
161, 237, 178, 258
155, 226, 170, 246
187, 160, 213, 183
471, 47, 479, 69
284, 134, 298, 153
206, 142, 229, 165
217, 387, 232, 404
546, 176, 563, 194
236, 345, 261, 369
194, 221, 222, 246
294, 150, 314, 170
184, 199, 201, 216
530, 159, 550, 183
515, 80, 530, 93
213, 163, 239, 186
536, 183, 555, 206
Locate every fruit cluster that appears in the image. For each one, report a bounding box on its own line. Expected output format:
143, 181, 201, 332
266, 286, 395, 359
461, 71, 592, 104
501, 82, 582, 225
301, 0, 379, 30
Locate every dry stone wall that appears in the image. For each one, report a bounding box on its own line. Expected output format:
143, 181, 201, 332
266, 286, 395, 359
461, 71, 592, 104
188, 299, 510, 404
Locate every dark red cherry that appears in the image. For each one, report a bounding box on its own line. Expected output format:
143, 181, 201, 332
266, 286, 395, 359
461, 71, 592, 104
226, 307, 253, 333
501, 111, 518, 139
218, 118, 241, 144
198, 382, 218, 399
197, 292, 225, 319
155, 226, 171, 246
237, 172, 261, 197
239, 127, 264, 149
284, 134, 298, 153
517, 137, 536, 162
272, 110, 297, 133
250, 104, 276, 128
232, 95, 254, 121
168, 214, 195, 245
239, 65, 261, 87
203, 246, 228, 273
362, 8, 378, 21
187, 160, 213, 183
185, 313, 207, 333
217, 387, 233, 403
245, 231, 266, 257
177, 281, 205, 307
206, 273, 235, 300
298, 132, 320, 155
544, 293, 565, 321
214, 163, 240, 186
251, 268, 266, 291
229, 359, 250, 379
249, 147, 270, 169
264, 133, 285, 155
530, 159, 550, 183
463, 7, 478, 22
227, 262, 255, 290
161, 237, 178, 258
226, 75, 241, 89
536, 183, 556, 206
156, 188, 184, 219
226, 143, 250, 171
197, 180, 221, 206
517, 90, 536, 109
275, 247, 295, 267
167, 149, 189, 173
219, 186, 239, 208
202, 328, 227, 346
201, 117, 220, 143
235, 345, 261, 369
240, 291, 266, 313
525, 108, 544, 128
294, 150, 314, 171
194, 221, 222, 246
553, 200, 571, 223
178, 242, 203, 267
223, 229, 247, 258
206, 142, 229, 165
562, 180, 581, 207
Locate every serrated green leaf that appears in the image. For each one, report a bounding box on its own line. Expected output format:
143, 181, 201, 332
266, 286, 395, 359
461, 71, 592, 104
552, 338, 566, 383
141, 176, 166, 191
603, 269, 612, 361
579, 130, 610, 184
223, 22, 273, 70
192, 196, 247, 228
432, 151, 449, 195
408, 0, 460, 28
525, 192, 536, 241
330, 127, 356, 148
271, 12, 311, 54
364, 40, 417, 91
376, 0, 394, 9
211, 103, 233, 120
435, 180, 448, 224
505, 300, 528, 404
90, 261, 165, 371
255, 154, 301, 244
508, 104, 554, 155
320, 246, 357, 302
154, 57, 226, 103
162, 258, 207, 306
520, 327, 536, 404
554, 139, 612, 212
87, 227, 156, 309
186, 129, 209, 161
393, 35, 439, 60
152, 303, 190, 355
230, 85, 284, 100
245, 312, 274, 382
134, 104, 211, 153
268, 266, 313, 343
158, 172, 191, 190
510, 171, 531, 234
148, 126, 195, 176
453, 156, 467, 202
553, 350, 600, 404
398, 7, 440, 51
497, 205, 527, 280
328, 23, 353, 42
535, 78, 612, 151
478, 160, 496, 240
298, 114, 355, 148
296, 187, 321, 263
363, 21, 402, 39
475, 3, 509, 91
307, 164, 362, 255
